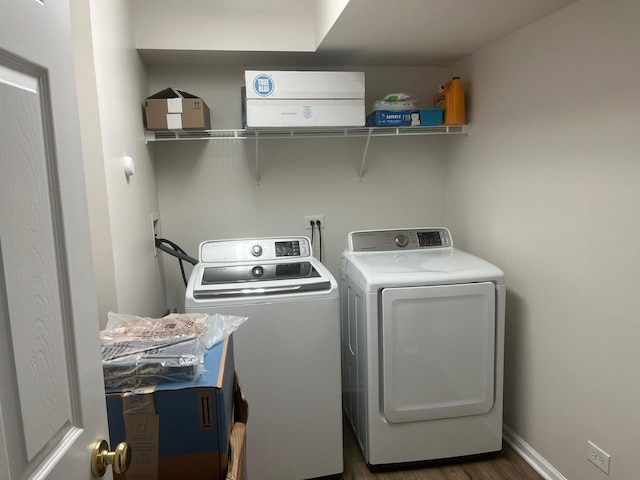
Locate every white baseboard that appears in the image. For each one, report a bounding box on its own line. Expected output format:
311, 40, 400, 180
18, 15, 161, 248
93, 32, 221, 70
503, 425, 568, 480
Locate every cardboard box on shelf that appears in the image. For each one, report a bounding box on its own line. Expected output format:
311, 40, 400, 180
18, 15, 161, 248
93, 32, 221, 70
243, 70, 365, 127
144, 87, 211, 131
106, 336, 237, 480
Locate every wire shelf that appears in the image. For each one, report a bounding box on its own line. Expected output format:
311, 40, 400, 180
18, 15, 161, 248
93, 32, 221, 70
145, 124, 469, 142
144, 124, 470, 184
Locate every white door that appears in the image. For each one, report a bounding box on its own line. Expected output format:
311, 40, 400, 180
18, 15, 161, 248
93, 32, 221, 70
0, 1, 112, 479
381, 282, 496, 423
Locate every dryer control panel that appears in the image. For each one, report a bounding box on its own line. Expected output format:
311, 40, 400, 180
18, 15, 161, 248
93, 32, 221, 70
349, 228, 452, 252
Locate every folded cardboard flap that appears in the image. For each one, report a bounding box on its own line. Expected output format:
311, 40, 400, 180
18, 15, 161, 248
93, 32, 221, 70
147, 87, 200, 100
226, 374, 248, 480
225, 423, 246, 480
232, 375, 248, 424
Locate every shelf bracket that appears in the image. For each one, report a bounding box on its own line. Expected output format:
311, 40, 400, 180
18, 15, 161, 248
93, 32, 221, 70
144, 130, 155, 144
358, 129, 374, 180
255, 131, 261, 185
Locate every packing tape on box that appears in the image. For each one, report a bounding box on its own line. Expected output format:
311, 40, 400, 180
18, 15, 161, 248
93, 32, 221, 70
166, 97, 183, 113
166, 114, 183, 130
122, 388, 159, 480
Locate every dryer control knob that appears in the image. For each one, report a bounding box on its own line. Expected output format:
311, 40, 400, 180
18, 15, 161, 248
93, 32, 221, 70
394, 234, 409, 248
251, 244, 263, 257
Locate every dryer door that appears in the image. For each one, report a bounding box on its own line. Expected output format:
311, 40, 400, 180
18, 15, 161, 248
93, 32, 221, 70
381, 282, 495, 423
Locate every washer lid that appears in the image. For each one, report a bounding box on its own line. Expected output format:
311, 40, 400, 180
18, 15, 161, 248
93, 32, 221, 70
189, 237, 338, 301
342, 248, 504, 291
190, 257, 335, 299
201, 261, 321, 285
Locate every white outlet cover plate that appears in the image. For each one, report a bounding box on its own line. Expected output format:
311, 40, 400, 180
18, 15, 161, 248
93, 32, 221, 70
587, 440, 610, 474
305, 215, 325, 229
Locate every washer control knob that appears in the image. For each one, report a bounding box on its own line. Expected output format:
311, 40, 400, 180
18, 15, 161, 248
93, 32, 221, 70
251, 266, 264, 278
394, 234, 409, 248
251, 244, 263, 257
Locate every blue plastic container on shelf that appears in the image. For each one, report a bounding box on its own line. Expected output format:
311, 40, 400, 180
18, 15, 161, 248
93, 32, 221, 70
367, 110, 413, 127
419, 108, 445, 126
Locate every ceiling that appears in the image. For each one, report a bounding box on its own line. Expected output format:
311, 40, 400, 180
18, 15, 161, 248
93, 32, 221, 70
138, 0, 581, 67
317, 0, 580, 66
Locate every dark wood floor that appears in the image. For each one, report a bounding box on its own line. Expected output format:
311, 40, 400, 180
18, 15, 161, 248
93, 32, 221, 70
342, 424, 544, 480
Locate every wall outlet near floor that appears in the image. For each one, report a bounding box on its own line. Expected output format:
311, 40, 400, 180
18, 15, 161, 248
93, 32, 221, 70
305, 215, 325, 229
587, 440, 610, 475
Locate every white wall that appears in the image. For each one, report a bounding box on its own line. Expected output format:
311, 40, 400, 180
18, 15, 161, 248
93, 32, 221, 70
147, 66, 450, 310
444, 0, 640, 478
314, 0, 350, 45
133, 0, 316, 52
70, 0, 118, 326
88, 0, 167, 323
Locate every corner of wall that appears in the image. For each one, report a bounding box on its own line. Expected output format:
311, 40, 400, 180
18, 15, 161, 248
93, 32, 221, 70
87, 0, 167, 319
69, 0, 119, 329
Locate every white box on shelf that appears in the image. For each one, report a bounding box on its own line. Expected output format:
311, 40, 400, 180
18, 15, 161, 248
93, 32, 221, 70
244, 70, 365, 127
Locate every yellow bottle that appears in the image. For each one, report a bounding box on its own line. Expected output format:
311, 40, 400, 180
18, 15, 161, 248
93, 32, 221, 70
433, 77, 466, 125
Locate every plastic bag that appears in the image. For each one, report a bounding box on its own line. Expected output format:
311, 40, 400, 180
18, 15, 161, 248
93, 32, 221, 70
373, 100, 417, 112
102, 312, 211, 345
102, 337, 205, 388
101, 312, 248, 388
382, 92, 411, 102
205, 313, 248, 349
372, 93, 418, 113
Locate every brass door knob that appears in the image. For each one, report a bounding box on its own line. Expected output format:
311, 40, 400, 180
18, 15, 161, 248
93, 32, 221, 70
91, 439, 131, 477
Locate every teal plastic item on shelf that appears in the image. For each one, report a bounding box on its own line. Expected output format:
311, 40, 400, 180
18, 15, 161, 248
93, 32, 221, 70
419, 108, 445, 126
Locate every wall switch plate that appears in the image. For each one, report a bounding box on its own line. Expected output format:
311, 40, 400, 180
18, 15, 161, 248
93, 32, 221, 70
305, 215, 325, 229
587, 440, 610, 475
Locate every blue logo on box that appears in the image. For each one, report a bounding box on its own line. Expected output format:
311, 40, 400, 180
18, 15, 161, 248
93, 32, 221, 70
253, 74, 274, 96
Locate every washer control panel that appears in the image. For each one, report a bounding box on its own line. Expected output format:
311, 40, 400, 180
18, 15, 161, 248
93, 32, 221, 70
349, 228, 452, 252
200, 237, 311, 263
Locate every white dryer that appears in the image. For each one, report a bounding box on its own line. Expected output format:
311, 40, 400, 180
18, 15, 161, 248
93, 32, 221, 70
339, 227, 505, 469
185, 237, 342, 480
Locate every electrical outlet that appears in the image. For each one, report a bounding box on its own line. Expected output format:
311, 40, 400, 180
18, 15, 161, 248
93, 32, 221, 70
587, 441, 610, 475
151, 212, 160, 256
305, 215, 325, 229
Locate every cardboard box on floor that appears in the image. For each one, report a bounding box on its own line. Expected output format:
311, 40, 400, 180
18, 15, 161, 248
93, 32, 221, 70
226, 375, 248, 480
144, 87, 211, 130
106, 336, 243, 480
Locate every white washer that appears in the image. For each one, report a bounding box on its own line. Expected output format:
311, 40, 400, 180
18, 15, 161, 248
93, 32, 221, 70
340, 227, 505, 468
185, 237, 342, 480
